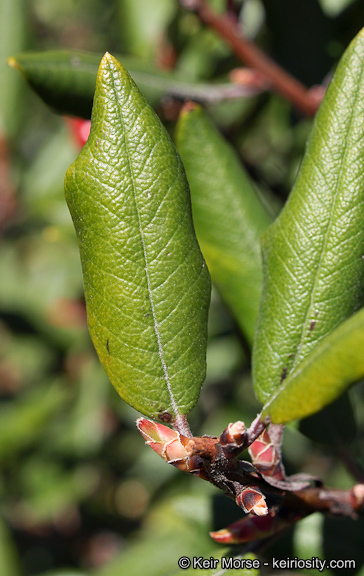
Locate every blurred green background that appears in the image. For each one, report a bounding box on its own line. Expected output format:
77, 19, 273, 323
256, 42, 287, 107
2, 0, 364, 574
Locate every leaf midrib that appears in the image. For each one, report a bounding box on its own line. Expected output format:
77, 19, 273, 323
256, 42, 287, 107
290, 73, 362, 374
108, 65, 180, 420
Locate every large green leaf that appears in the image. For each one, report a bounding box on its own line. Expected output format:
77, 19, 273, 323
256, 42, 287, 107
262, 308, 364, 424
9, 50, 253, 119
64, 53, 211, 425
253, 29, 364, 403
176, 103, 271, 344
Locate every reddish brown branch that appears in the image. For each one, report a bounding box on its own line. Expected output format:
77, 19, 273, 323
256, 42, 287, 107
192, 428, 364, 521
138, 418, 364, 545
282, 483, 364, 521
180, 0, 320, 117
210, 484, 364, 545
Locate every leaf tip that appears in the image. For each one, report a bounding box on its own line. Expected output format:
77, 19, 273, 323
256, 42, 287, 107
96, 52, 133, 97
100, 51, 114, 65
99, 51, 128, 76
179, 101, 202, 124
181, 101, 201, 113
7, 56, 20, 71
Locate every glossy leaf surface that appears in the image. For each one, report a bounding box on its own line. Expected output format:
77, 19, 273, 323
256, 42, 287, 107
253, 29, 364, 403
65, 53, 211, 424
262, 308, 364, 423
176, 103, 271, 344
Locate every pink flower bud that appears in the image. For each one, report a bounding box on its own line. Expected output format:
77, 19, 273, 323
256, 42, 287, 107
136, 417, 205, 475
228, 421, 246, 443
137, 417, 178, 445
137, 417, 187, 461
352, 484, 364, 507
249, 429, 284, 479
220, 421, 247, 457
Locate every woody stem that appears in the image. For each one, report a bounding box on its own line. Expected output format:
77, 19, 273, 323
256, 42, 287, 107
179, 0, 319, 117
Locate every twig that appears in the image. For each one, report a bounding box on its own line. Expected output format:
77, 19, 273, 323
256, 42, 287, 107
138, 417, 364, 546
285, 484, 364, 518
179, 0, 320, 117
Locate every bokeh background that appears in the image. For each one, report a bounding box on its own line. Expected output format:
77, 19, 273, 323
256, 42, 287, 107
2, 0, 364, 574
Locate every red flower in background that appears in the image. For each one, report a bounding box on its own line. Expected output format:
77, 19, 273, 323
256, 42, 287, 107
66, 117, 91, 148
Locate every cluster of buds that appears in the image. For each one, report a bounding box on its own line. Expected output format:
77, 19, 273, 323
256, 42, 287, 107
137, 417, 364, 545
137, 418, 272, 516
136, 418, 319, 544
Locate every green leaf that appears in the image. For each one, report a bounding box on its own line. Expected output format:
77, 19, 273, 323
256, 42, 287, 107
261, 308, 364, 424
0, 519, 22, 576
9, 50, 252, 119
8, 50, 102, 119
253, 29, 364, 403
17, 459, 98, 524
118, 0, 176, 60
0, 0, 26, 136
64, 53, 211, 425
176, 103, 271, 344
0, 382, 69, 464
